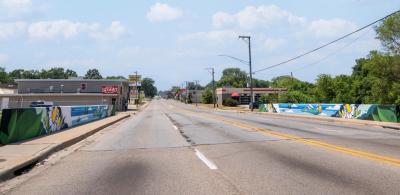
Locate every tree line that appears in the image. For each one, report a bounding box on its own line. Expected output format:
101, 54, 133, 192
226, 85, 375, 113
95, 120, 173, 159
167, 12, 400, 105
0, 67, 129, 83
0, 67, 158, 98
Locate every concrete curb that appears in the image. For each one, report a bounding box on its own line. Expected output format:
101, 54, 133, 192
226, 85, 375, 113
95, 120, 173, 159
0, 114, 130, 181
192, 103, 400, 130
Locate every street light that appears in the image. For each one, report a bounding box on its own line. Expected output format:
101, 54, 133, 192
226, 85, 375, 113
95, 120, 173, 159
238, 35, 254, 112
205, 68, 216, 108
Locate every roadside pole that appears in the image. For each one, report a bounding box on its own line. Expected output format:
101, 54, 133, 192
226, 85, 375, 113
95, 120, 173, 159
212, 68, 216, 108
205, 68, 216, 108
239, 35, 254, 112
185, 81, 189, 104
194, 80, 199, 107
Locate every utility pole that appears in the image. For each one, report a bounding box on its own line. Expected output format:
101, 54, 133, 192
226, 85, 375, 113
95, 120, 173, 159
211, 68, 216, 108
205, 68, 216, 108
181, 82, 185, 102
290, 72, 294, 91
194, 80, 200, 107
185, 81, 189, 104
239, 35, 254, 111
135, 71, 140, 108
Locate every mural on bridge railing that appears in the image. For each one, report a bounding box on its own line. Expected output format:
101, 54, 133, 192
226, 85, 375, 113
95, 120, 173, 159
0, 105, 115, 145
259, 103, 399, 123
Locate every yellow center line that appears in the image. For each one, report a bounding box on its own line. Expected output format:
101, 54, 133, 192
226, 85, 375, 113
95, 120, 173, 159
169, 104, 400, 167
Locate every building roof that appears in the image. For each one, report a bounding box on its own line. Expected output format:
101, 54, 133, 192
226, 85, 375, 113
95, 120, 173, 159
0, 93, 118, 97
15, 79, 128, 83
0, 84, 17, 89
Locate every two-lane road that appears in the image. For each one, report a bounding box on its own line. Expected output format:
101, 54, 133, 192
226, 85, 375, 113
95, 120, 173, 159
6, 100, 400, 194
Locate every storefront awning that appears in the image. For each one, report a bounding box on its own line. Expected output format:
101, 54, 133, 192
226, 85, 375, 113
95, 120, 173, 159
231, 92, 240, 97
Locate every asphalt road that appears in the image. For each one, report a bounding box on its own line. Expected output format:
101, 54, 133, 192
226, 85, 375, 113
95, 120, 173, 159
5, 100, 400, 194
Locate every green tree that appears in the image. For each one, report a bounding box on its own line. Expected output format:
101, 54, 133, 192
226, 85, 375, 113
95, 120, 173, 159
279, 91, 313, 103
0, 67, 11, 84
187, 82, 204, 90
350, 51, 400, 104
201, 89, 213, 104
41, 67, 66, 79
375, 12, 400, 55
84, 69, 103, 79
168, 86, 181, 99
141, 77, 157, 98
253, 78, 270, 88
8, 69, 24, 79
65, 69, 78, 78
331, 75, 354, 103
259, 94, 279, 104
106, 76, 126, 80
217, 68, 247, 88
315, 74, 335, 103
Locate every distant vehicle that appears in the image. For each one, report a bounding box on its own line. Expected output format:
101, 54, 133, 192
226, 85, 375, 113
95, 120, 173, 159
29, 101, 54, 108
250, 102, 259, 109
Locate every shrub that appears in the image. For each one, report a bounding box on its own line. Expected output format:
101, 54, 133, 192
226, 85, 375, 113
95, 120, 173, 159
223, 98, 238, 107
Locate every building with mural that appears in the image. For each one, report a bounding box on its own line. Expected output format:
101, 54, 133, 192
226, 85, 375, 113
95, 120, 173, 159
0, 79, 129, 111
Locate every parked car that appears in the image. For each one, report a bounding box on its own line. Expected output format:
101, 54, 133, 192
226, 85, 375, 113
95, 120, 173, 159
29, 101, 54, 108
249, 102, 259, 109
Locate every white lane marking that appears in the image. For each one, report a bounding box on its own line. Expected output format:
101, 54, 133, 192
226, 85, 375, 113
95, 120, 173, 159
164, 113, 179, 130
195, 149, 218, 170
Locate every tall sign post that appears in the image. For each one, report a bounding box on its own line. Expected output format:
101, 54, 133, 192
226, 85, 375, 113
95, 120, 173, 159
129, 73, 141, 108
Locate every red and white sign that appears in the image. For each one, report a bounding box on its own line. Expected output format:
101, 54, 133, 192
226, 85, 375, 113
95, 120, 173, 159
102, 86, 119, 94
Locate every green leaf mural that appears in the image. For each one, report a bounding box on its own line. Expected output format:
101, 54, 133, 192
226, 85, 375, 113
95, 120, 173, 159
0, 105, 115, 145
0, 109, 45, 144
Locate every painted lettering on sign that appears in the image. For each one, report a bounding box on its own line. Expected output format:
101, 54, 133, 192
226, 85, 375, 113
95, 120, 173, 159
102, 86, 119, 94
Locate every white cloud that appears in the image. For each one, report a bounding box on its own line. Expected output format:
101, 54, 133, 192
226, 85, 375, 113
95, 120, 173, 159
147, 3, 182, 22
0, 0, 32, 16
264, 38, 287, 51
308, 18, 356, 38
90, 21, 127, 41
212, 12, 235, 28
28, 20, 100, 39
0, 21, 26, 40
0, 53, 8, 63
178, 30, 238, 43
213, 5, 306, 30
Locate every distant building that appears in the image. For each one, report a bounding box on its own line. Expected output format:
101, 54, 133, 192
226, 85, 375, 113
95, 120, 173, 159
216, 87, 287, 106
0, 79, 129, 111
175, 89, 204, 103
0, 84, 17, 94
187, 90, 204, 103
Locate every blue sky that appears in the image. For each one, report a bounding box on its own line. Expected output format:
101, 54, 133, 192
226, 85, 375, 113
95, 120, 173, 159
0, 0, 398, 90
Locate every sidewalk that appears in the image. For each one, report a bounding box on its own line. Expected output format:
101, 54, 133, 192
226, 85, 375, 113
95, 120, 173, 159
0, 112, 131, 181
193, 103, 400, 130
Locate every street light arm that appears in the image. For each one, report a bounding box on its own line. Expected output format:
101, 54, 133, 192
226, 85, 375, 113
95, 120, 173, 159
218, 54, 249, 65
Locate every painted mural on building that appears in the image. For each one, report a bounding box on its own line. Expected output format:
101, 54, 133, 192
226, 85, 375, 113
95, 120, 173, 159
0, 105, 115, 145
259, 103, 399, 123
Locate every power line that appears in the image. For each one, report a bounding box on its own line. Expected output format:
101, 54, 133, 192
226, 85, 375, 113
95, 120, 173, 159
258, 26, 374, 78
292, 26, 374, 73
254, 9, 400, 73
